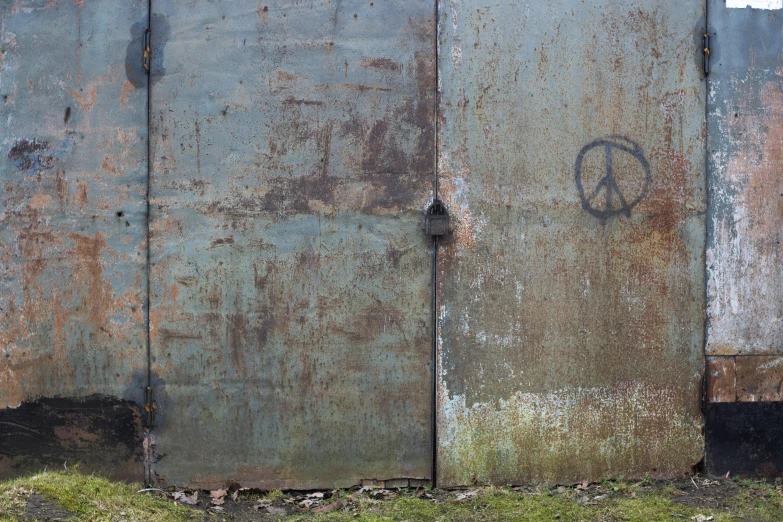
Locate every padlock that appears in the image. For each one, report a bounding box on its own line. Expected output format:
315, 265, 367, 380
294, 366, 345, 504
425, 199, 450, 236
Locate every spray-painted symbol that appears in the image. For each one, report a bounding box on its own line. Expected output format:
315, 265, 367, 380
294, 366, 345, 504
575, 136, 651, 218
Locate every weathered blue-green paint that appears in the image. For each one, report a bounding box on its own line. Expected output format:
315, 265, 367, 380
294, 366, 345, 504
0, 0, 148, 479
706, 1, 783, 358
436, 0, 707, 486
148, 0, 435, 488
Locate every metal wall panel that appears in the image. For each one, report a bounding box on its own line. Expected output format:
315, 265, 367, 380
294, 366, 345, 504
149, 0, 435, 488
437, 0, 706, 486
0, 0, 148, 479
706, 3, 783, 357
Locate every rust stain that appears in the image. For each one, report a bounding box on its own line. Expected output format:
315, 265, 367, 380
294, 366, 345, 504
68, 232, 112, 330
75, 181, 89, 207
282, 97, 324, 106
68, 85, 97, 111
707, 356, 736, 403
360, 58, 400, 72
101, 155, 119, 175
736, 356, 783, 402
119, 79, 134, 107
315, 83, 393, 92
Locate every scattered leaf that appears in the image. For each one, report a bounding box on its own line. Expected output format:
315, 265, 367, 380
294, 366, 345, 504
209, 488, 227, 499
172, 491, 199, 505
211, 497, 225, 506
454, 490, 479, 502
314, 500, 344, 513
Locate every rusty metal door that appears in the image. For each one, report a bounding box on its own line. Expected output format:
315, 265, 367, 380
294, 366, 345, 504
436, 0, 707, 486
148, 1, 436, 488
0, 0, 149, 480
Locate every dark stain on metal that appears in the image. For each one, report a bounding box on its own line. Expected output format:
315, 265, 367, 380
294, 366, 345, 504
0, 396, 143, 481
63, 107, 71, 125
149, 14, 170, 82
126, 21, 148, 88
360, 58, 400, 72
7, 139, 53, 173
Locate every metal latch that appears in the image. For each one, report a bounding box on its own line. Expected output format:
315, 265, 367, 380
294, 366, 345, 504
144, 385, 156, 428
143, 29, 151, 73
425, 199, 449, 236
703, 32, 711, 77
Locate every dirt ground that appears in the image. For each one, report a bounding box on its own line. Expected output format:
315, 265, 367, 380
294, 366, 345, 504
5, 470, 782, 522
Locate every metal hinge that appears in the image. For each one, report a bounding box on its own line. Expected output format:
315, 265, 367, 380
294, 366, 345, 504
702, 31, 711, 77
144, 385, 157, 428
143, 29, 151, 73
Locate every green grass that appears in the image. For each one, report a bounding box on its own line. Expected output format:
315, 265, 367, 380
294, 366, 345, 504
1, 469, 782, 521
0, 469, 199, 522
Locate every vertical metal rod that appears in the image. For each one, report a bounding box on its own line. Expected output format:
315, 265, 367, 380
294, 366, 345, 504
431, 234, 438, 488
144, 0, 153, 486
434, 0, 440, 202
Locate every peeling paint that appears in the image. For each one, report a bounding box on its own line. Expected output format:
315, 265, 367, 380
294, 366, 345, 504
707, 5, 783, 356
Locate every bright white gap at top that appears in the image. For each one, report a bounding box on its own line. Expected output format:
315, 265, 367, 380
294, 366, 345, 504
726, 0, 783, 9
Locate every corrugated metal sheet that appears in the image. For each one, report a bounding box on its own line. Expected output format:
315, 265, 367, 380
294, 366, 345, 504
0, 0, 148, 479
706, 2, 783, 357
148, 0, 435, 488
436, 0, 706, 486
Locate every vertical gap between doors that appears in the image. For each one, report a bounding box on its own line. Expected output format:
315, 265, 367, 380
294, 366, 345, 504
431, 0, 440, 489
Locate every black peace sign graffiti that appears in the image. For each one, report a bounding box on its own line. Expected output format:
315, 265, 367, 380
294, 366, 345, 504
575, 136, 651, 219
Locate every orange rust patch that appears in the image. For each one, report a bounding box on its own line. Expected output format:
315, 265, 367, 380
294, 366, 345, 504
360, 58, 400, 72
707, 356, 737, 403
101, 155, 119, 175
68, 86, 97, 111
75, 181, 88, 207
68, 232, 111, 330
120, 79, 134, 108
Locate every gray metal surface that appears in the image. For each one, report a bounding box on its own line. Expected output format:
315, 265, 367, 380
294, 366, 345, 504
706, 2, 783, 357
148, 0, 435, 488
436, 0, 707, 486
0, 0, 148, 479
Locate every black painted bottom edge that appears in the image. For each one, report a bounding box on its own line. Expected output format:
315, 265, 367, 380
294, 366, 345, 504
706, 401, 783, 478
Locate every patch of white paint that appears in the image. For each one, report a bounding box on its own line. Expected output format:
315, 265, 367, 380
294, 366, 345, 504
726, 0, 783, 9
